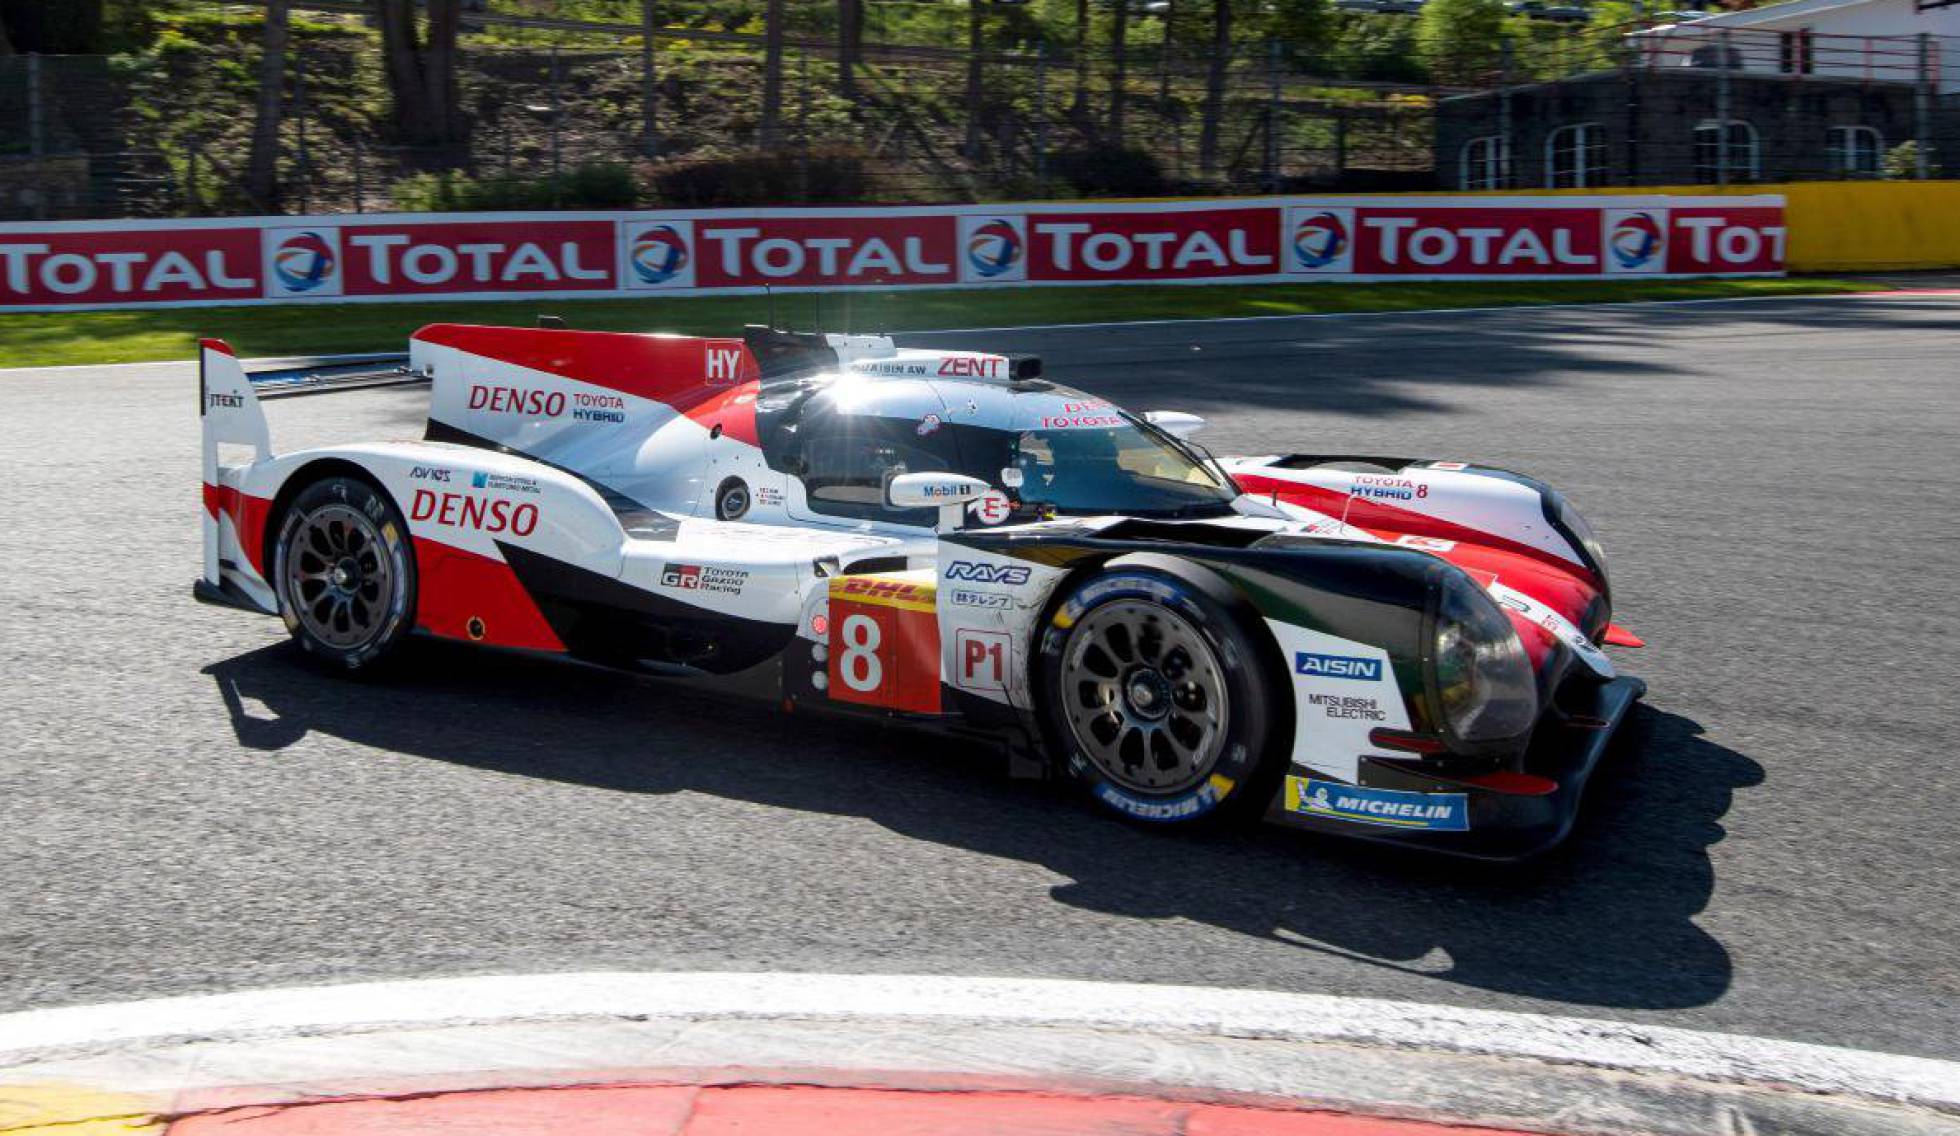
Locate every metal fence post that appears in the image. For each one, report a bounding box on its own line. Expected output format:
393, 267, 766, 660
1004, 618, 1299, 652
1498, 39, 1514, 188
1264, 39, 1282, 193
797, 50, 811, 196
185, 135, 201, 216
1035, 43, 1049, 189
27, 53, 43, 158
642, 0, 659, 157
295, 51, 312, 215
1716, 29, 1732, 186
549, 44, 564, 200
1915, 32, 1933, 179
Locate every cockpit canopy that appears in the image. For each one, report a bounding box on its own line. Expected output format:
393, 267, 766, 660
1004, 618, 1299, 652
753, 369, 1238, 527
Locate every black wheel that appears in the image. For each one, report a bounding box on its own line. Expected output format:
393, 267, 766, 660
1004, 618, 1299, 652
273, 475, 417, 671
1037, 566, 1286, 828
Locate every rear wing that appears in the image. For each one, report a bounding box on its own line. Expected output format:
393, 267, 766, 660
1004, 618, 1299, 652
199, 341, 425, 472
198, 339, 425, 594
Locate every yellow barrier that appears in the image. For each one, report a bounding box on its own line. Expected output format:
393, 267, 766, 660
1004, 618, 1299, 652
1458, 181, 1960, 273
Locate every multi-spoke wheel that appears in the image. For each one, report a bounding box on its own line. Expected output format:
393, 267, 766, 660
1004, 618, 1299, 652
1059, 600, 1228, 796
1038, 565, 1284, 828
273, 475, 417, 671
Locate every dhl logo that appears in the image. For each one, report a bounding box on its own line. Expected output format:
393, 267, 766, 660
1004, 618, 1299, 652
831, 573, 937, 613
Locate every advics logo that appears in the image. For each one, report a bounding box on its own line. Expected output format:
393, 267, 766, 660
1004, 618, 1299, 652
1603, 208, 1667, 274
266, 228, 342, 297
631, 224, 690, 284
966, 219, 1023, 279
1284, 206, 1354, 274
957, 215, 1027, 283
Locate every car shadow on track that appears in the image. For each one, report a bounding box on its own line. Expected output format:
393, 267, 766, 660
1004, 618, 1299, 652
203, 638, 1761, 1012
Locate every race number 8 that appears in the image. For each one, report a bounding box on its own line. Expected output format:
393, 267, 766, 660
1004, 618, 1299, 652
840, 613, 882, 692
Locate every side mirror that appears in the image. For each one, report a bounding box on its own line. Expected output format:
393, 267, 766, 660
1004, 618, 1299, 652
887, 472, 994, 532
1144, 410, 1206, 439
887, 472, 990, 509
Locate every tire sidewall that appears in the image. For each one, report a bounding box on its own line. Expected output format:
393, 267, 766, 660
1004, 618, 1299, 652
274, 475, 417, 671
1037, 568, 1274, 827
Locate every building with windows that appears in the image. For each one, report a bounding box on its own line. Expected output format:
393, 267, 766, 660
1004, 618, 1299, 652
1435, 12, 1959, 187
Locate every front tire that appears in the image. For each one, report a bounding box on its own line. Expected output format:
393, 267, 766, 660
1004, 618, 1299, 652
1037, 567, 1285, 829
273, 475, 417, 671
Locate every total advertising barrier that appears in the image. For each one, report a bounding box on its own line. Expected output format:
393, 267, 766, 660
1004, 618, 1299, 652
0, 195, 1786, 311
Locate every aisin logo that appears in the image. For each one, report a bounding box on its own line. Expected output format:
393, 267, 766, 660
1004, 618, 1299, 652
966, 219, 1022, 278
1610, 212, 1664, 270
272, 231, 336, 293
1292, 211, 1347, 269
631, 224, 690, 284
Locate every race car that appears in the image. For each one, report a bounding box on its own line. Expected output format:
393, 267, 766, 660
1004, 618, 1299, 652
196, 322, 1645, 859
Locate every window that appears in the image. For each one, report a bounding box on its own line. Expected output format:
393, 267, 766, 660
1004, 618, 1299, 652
1546, 123, 1606, 188
1693, 119, 1759, 182
1461, 135, 1509, 190
1827, 125, 1883, 176
784, 409, 963, 525
1778, 29, 1815, 74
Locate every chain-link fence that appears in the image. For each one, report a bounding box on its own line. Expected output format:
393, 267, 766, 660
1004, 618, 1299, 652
0, 18, 1952, 221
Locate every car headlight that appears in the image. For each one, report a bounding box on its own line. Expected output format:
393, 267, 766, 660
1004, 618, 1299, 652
1430, 570, 1538, 745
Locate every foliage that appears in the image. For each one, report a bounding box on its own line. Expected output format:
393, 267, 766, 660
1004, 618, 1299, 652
1048, 142, 1169, 196
1415, 0, 1509, 83
1882, 141, 1921, 180
649, 146, 872, 205
391, 162, 641, 210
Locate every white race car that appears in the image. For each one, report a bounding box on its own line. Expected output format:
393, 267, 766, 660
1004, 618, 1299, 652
197, 322, 1644, 857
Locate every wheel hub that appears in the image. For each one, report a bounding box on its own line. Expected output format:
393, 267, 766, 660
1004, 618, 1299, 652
282, 503, 396, 651
1057, 599, 1230, 795
1123, 667, 1171, 721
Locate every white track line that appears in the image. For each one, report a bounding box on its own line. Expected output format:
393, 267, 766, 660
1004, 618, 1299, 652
5, 289, 1952, 377
902, 287, 1953, 335
0, 972, 1954, 1114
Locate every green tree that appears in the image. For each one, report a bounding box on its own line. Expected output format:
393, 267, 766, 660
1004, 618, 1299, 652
1415, 0, 1508, 84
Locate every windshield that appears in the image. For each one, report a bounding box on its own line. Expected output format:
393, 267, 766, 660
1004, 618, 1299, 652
961, 412, 1239, 518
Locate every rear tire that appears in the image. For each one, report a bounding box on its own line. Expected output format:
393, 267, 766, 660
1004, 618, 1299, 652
272, 475, 417, 672
1037, 567, 1286, 829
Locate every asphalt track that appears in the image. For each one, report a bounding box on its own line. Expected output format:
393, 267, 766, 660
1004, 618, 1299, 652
2, 294, 1955, 1063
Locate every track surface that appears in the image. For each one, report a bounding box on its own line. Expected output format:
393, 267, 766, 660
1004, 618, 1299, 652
3, 296, 1955, 1060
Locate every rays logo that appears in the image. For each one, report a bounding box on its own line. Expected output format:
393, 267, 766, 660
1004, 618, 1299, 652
1609, 212, 1665, 270
966, 219, 1023, 279
1292, 211, 1348, 270
272, 230, 336, 293
630, 224, 690, 285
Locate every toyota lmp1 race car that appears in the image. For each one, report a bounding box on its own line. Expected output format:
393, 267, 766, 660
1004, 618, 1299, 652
196, 322, 1646, 859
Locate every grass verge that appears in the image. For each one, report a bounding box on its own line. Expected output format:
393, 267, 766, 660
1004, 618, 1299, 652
0, 277, 1884, 369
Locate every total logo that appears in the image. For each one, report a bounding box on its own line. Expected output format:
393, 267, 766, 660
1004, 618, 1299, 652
960, 216, 1026, 282
1290, 208, 1353, 273
626, 221, 693, 288
1603, 209, 1667, 274
264, 227, 343, 297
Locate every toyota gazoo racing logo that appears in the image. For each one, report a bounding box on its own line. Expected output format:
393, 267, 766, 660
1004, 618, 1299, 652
272, 230, 337, 293
630, 224, 690, 285
1608, 211, 1665, 270
1292, 211, 1348, 270
965, 219, 1023, 279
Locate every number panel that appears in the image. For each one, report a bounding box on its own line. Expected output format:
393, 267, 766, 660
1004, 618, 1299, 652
826, 572, 942, 713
